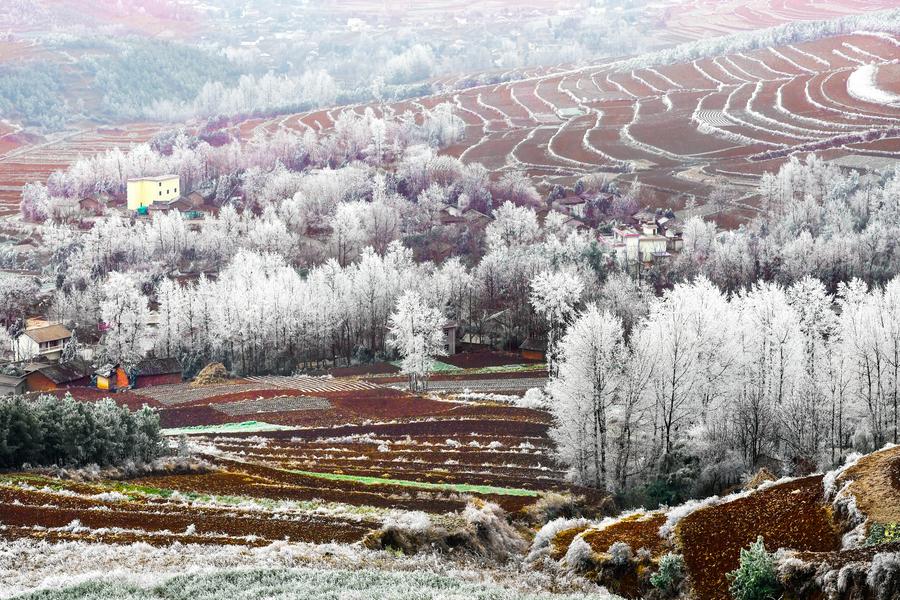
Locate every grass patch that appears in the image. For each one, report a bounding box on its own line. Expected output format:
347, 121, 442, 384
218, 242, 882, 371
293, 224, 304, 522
286, 468, 539, 497
8, 567, 606, 599
389, 360, 462, 373
461, 363, 547, 375
161, 421, 296, 436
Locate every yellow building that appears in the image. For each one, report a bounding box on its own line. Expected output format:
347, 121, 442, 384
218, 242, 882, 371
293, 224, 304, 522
126, 175, 180, 210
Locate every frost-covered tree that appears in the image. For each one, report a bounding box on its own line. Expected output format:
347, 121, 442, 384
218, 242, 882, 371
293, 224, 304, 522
100, 272, 149, 365
549, 305, 625, 489
530, 270, 584, 377
387, 290, 446, 392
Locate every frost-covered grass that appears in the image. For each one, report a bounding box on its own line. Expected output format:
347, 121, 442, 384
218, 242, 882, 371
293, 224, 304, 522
0, 539, 615, 600
285, 468, 540, 497
0, 474, 426, 525
6, 567, 610, 600
161, 421, 296, 436
461, 363, 547, 375
389, 360, 462, 373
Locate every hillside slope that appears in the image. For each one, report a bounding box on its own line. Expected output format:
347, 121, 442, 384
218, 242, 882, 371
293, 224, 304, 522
539, 445, 900, 600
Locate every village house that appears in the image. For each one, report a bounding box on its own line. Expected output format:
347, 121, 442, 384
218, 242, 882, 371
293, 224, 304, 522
632, 208, 685, 253
519, 337, 547, 361
12, 322, 73, 362
126, 174, 180, 211
79, 192, 111, 216
461, 308, 513, 351
554, 195, 588, 219
183, 187, 216, 208
24, 359, 92, 392
600, 221, 669, 264
656, 214, 685, 253
95, 364, 131, 392
0, 372, 26, 396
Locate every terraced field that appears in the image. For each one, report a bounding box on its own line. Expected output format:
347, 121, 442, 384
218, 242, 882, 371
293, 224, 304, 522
0, 124, 163, 214
1, 358, 607, 549
230, 31, 900, 221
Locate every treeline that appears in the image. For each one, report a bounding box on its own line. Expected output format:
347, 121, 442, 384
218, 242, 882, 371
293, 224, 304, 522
0, 394, 162, 470
668, 155, 900, 293
86, 39, 239, 120
0, 64, 68, 130
546, 274, 900, 504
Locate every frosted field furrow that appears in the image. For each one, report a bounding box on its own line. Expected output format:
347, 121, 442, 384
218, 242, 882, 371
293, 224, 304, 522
214, 396, 333, 416
245, 375, 382, 393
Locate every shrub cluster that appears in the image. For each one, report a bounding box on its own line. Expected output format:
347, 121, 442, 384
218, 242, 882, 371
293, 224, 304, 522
0, 394, 162, 469
867, 523, 900, 546
727, 537, 782, 600
650, 552, 686, 596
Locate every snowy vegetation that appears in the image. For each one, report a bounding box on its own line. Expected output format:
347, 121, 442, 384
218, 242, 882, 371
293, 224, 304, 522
0, 394, 161, 469
0, 1, 653, 130
548, 272, 900, 496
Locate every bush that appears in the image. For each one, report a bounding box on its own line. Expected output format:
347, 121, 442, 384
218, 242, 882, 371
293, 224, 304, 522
0, 393, 162, 469
564, 536, 595, 571
522, 492, 583, 524
650, 552, 686, 595
525, 516, 592, 564
867, 523, 900, 546
365, 499, 526, 562
867, 552, 900, 600
727, 537, 782, 600
607, 541, 633, 567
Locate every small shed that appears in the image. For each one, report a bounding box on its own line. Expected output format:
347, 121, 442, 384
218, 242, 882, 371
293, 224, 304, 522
134, 357, 182, 388
95, 364, 130, 391
519, 338, 547, 362
0, 373, 26, 396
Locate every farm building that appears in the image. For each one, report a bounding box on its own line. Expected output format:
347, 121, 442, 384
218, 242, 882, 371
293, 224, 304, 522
462, 308, 513, 350
555, 196, 588, 219
126, 175, 180, 211
79, 193, 111, 215
95, 364, 130, 391
12, 323, 72, 362
600, 221, 669, 264
24, 359, 92, 392
519, 338, 547, 361
632, 209, 685, 253
0, 373, 26, 396
183, 187, 215, 208
439, 206, 466, 225
133, 357, 182, 387
463, 209, 492, 228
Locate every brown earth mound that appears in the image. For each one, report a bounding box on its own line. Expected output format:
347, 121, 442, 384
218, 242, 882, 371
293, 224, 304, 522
836, 445, 900, 525
677, 476, 840, 600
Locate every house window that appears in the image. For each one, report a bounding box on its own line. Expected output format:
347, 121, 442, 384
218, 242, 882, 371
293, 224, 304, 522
159, 191, 162, 196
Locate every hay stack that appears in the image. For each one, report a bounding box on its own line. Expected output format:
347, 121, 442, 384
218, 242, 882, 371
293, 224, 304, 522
745, 467, 778, 490
191, 362, 230, 386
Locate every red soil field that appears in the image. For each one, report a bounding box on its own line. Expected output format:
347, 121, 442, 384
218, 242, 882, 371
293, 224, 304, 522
677, 476, 840, 600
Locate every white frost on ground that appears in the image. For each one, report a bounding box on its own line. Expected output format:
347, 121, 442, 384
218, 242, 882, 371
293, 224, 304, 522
847, 64, 900, 106
0, 538, 618, 600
